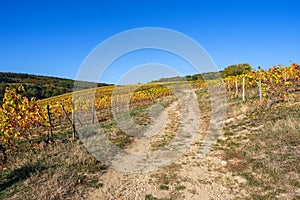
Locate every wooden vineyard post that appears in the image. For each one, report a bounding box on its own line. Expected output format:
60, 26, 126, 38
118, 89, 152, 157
60, 102, 77, 141
235, 77, 238, 98
91, 100, 95, 125
242, 76, 245, 102
226, 79, 231, 98
0, 143, 7, 163
284, 71, 289, 95
46, 104, 54, 142
71, 102, 76, 140
284, 71, 287, 84
258, 79, 262, 106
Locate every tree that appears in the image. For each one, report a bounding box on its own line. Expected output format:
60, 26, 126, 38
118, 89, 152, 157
222, 63, 252, 78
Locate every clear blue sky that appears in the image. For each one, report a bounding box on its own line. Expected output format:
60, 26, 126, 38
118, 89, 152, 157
0, 0, 299, 84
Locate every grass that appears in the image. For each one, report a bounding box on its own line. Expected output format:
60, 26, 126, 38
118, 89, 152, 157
159, 184, 169, 190
145, 194, 160, 200
0, 90, 175, 199
98, 103, 164, 148
175, 185, 186, 190
2, 85, 300, 199
1, 83, 178, 191
0, 131, 106, 199
219, 100, 300, 199
150, 162, 189, 199
150, 103, 180, 151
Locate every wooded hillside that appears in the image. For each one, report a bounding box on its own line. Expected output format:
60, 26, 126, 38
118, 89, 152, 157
0, 72, 111, 102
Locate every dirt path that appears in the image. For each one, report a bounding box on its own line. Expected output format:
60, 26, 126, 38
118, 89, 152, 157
88, 90, 237, 200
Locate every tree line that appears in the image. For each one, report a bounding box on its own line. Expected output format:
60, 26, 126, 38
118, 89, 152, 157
0, 72, 111, 103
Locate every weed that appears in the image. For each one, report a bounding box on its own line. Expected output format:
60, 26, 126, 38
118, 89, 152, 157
145, 194, 160, 200
159, 185, 169, 190
175, 185, 186, 190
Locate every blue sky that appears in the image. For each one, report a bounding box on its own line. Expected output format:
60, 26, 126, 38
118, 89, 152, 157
0, 0, 299, 84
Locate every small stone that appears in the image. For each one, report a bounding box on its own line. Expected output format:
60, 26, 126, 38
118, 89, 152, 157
221, 160, 227, 166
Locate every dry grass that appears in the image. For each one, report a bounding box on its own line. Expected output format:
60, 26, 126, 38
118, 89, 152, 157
150, 103, 180, 151
2, 87, 300, 199
150, 163, 186, 199
220, 100, 300, 199
0, 96, 171, 199
0, 135, 106, 200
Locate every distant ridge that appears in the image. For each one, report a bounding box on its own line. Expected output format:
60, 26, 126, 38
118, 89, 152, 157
152, 71, 222, 83
0, 72, 111, 102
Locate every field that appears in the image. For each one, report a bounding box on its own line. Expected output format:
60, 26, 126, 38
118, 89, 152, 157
0, 65, 300, 199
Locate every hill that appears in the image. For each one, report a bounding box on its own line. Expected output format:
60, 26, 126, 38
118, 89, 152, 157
0, 72, 111, 102
152, 71, 222, 83
0, 65, 300, 199
0, 84, 299, 199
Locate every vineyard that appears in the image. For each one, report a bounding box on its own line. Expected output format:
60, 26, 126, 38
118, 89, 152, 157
0, 64, 300, 199
1, 64, 300, 163
224, 63, 300, 106
0, 82, 184, 162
